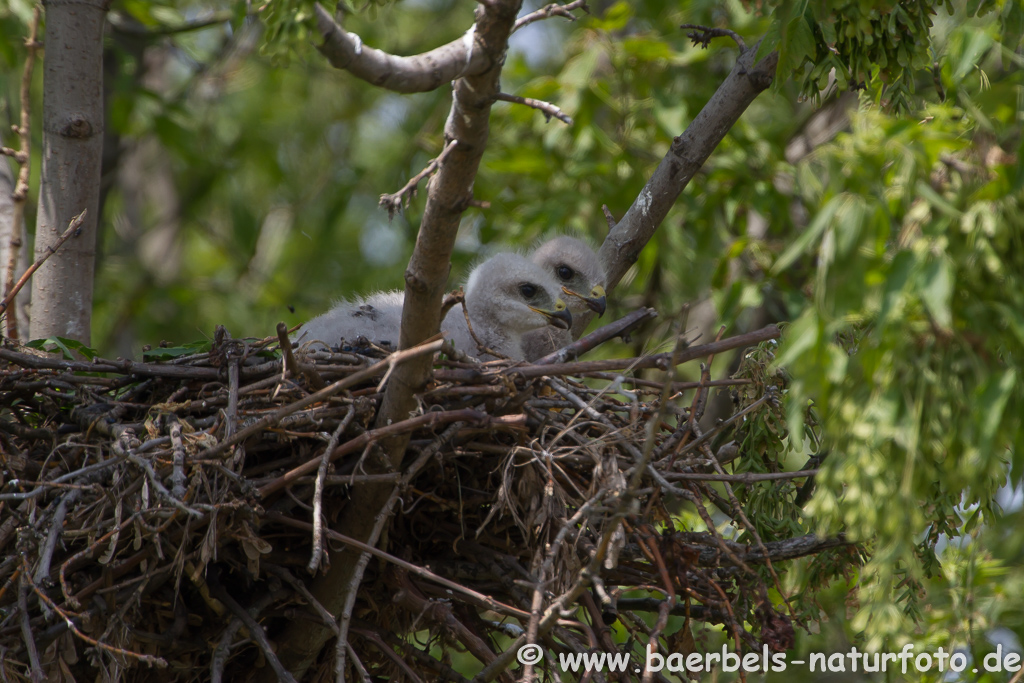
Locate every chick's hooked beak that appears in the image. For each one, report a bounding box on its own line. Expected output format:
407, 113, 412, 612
563, 284, 607, 317
529, 298, 573, 330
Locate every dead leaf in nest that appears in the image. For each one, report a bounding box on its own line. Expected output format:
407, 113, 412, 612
237, 521, 272, 577
182, 431, 218, 451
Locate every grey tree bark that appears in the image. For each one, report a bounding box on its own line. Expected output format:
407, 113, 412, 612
29, 0, 110, 345
1, 162, 31, 336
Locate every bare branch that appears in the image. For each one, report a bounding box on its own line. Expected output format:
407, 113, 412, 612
314, 3, 491, 94
307, 407, 356, 573
601, 203, 616, 232
12, 7, 40, 204
2, 7, 41, 340
108, 11, 232, 36
493, 92, 573, 124
513, 323, 781, 378
379, 139, 459, 219
513, 0, 589, 32
531, 307, 658, 365
587, 38, 779, 328
1, 209, 87, 318
679, 23, 747, 51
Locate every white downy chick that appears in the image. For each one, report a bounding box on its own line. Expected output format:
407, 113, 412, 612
296, 252, 572, 361
522, 236, 607, 360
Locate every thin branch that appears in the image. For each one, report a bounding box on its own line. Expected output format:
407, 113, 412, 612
277, 321, 326, 390
108, 11, 232, 36
18, 576, 44, 683
514, 323, 780, 378
379, 139, 459, 219
1, 209, 87, 318
493, 92, 573, 125
257, 407, 514, 497
307, 406, 356, 573
2, 6, 40, 339
601, 204, 616, 232
512, 0, 588, 32
679, 23, 747, 51
530, 307, 658, 365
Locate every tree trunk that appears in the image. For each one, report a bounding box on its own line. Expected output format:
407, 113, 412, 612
29, 0, 109, 345
1, 161, 31, 336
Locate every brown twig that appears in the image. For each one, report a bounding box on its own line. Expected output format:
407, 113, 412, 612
1, 208, 86, 319
2, 6, 41, 340
18, 576, 44, 683
513, 0, 588, 31
257, 407, 507, 497
600, 204, 616, 232
517, 322, 779, 377
308, 406, 356, 573
680, 23, 747, 51
380, 139, 459, 219
493, 92, 573, 125
530, 307, 659, 365
664, 469, 819, 483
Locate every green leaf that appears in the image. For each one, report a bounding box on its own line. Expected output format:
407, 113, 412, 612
784, 15, 817, 66
592, 1, 631, 31
25, 337, 100, 361
878, 250, 916, 325
976, 370, 1016, 451
622, 37, 673, 62
771, 195, 844, 275
774, 311, 820, 369
914, 180, 962, 219
919, 257, 953, 329
142, 341, 212, 361
951, 28, 994, 84
1003, 0, 1024, 53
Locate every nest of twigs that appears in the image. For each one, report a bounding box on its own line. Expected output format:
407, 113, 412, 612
0, 309, 846, 682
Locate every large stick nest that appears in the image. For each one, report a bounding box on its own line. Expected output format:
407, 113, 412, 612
0, 311, 850, 682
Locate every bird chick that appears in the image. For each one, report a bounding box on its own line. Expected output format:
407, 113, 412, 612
522, 236, 607, 360
296, 252, 571, 361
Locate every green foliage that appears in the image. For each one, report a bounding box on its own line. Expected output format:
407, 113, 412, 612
141, 340, 212, 360
773, 99, 1023, 645
25, 337, 100, 360
757, 0, 1022, 112
259, 0, 319, 66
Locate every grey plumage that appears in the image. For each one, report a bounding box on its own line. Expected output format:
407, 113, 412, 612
522, 236, 607, 360
295, 252, 571, 361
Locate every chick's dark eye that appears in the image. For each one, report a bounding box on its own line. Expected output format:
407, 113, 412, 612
556, 265, 574, 281
519, 284, 537, 299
